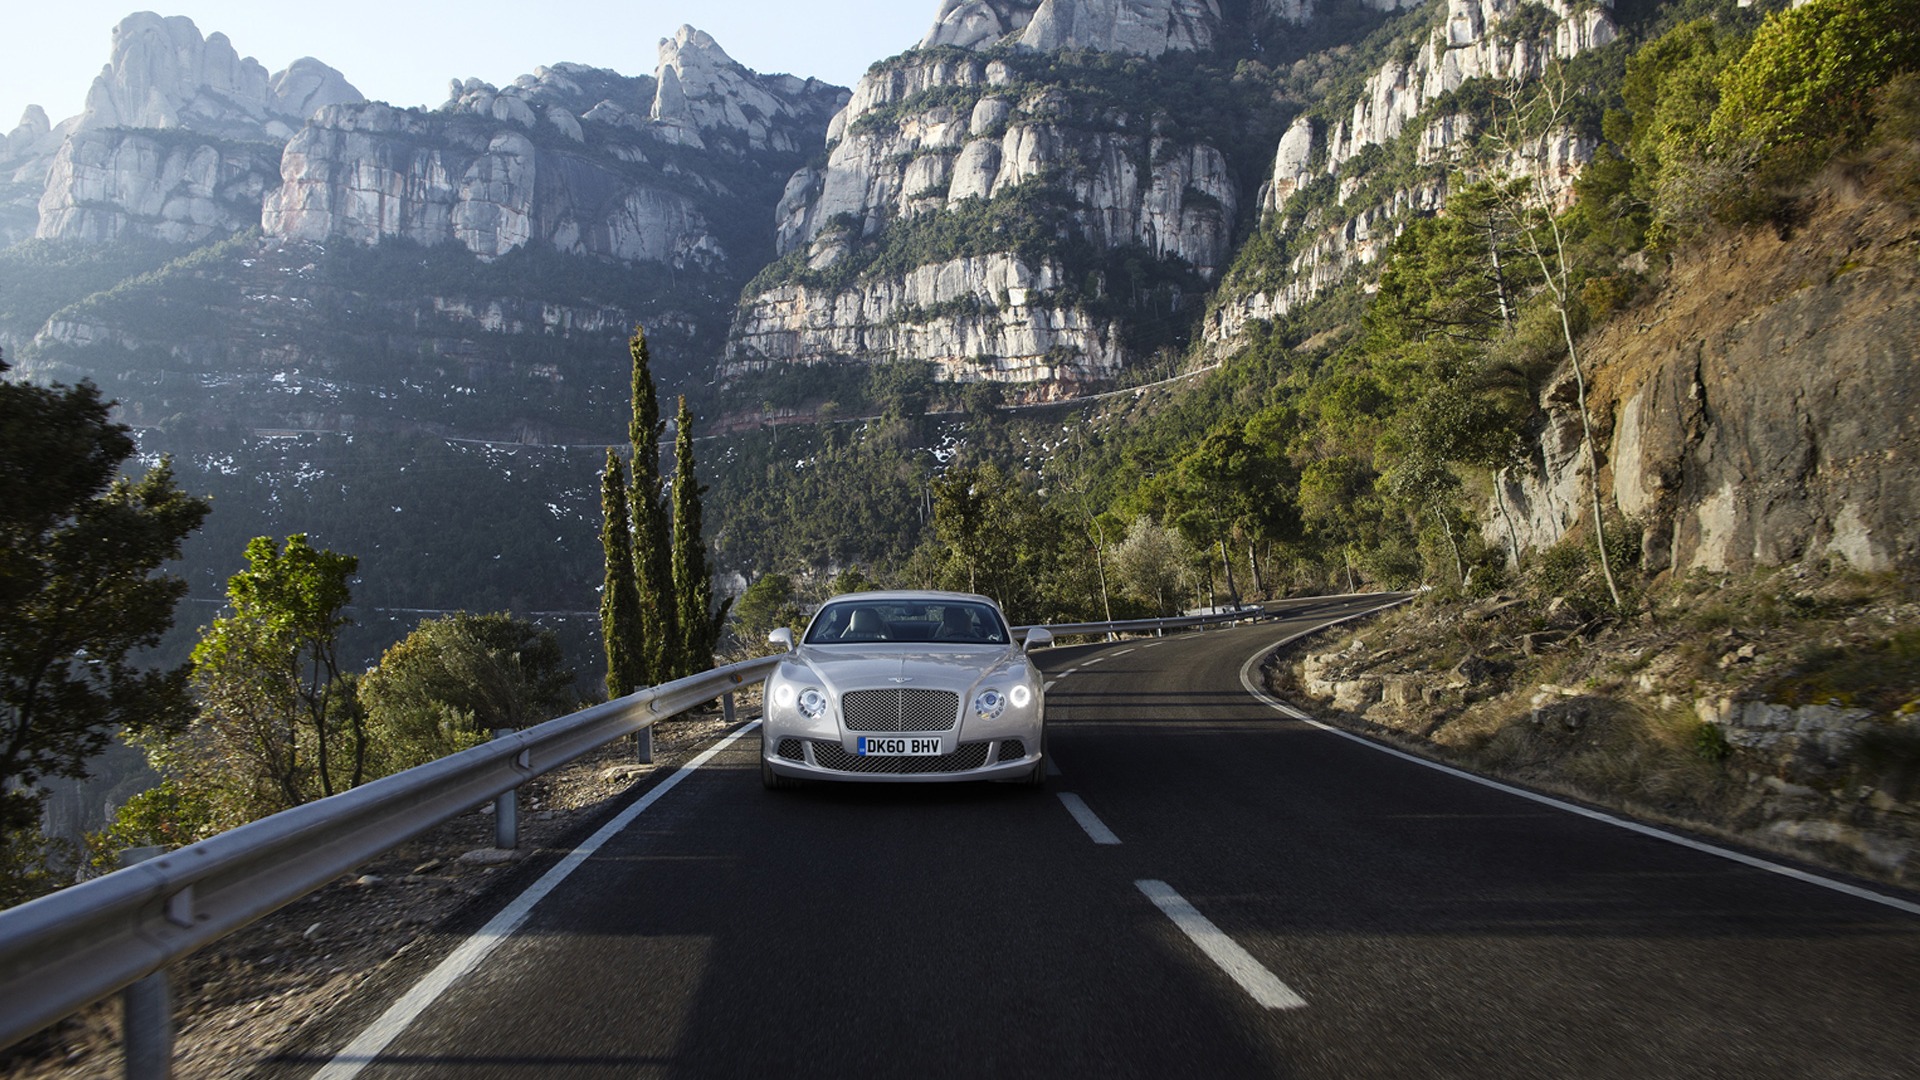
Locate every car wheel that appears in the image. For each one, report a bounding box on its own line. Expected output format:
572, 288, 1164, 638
1023, 732, 1048, 790
762, 754, 799, 790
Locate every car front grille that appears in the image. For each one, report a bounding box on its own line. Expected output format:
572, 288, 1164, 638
997, 739, 1026, 762
840, 688, 960, 732
776, 737, 805, 762
810, 739, 991, 774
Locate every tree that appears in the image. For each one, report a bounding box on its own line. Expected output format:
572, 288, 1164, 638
1493, 72, 1625, 609
0, 354, 208, 884
360, 612, 576, 774
178, 535, 359, 829
1710, 0, 1920, 191
732, 573, 800, 646
599, 449, 644, 699
626, 329, 677, 684
1111, 517, 1194, 617
670, 396, 729, 679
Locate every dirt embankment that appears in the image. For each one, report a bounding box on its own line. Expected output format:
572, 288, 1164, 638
1273, 568, 1919, 888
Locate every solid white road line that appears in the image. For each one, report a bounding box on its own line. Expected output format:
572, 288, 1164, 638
1236, 636, 1920, 919
313, 722, 764, 1079
1056, 792, 1122, 845
1136, 879, 1307, 1010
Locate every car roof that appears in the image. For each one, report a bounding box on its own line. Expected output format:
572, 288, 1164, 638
816, 590, 1000, 608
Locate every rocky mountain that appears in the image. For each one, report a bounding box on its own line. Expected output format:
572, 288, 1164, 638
30, 13, 362, 246
5, 17, 846, 434
723, 0, 1271, 401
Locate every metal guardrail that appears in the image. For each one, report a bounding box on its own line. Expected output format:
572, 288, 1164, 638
0, 601, 1281, 1062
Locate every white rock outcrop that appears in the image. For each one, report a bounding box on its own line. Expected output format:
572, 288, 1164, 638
1210, 0, 1617, 352
650, 26, 839, 152
1018, 0, 1222, 56
726, 252, 1125, 388
264, 31, 844, 265
30, 13, 361, 243
75, 12, 357, 137
921, 0, 1040, 49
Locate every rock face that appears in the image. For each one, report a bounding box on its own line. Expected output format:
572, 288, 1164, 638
1492, 170, 1920, 577
727, 0, 1246, 395
30, 13, 361, 244
1207, 0, 1616, 351
264, 38, 845, 265
75, 13, 358, 138
1018, 0, 1223, 56
922, 0, 1223, 56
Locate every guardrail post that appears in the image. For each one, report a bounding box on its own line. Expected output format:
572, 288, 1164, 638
635, 724, 653, 765
118, 847, 172, 1080
493, 729, 518, 850
723, 691, 736, 726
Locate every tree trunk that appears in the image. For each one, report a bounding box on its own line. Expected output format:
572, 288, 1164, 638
1218, 536, 1240, 608
1248, 538, 1266, 598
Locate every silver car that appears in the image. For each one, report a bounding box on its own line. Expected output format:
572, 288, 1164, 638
760, 591, 1052, 789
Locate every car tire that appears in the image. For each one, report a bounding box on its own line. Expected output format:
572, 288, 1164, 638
1023, 732, 1048, 790
762, 755, 799, 790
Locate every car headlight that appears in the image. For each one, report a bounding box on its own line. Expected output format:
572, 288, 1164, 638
1009, 684, 1032, 709
797, 687, 828, 719
974, 688, 1006, 719
772, 683, 797, 709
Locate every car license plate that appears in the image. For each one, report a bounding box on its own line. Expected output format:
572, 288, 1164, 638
857, 735, 942, 756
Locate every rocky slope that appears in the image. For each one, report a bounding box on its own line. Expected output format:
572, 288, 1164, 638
1497, 154, 1920, 579
1205, 0, 1617, 352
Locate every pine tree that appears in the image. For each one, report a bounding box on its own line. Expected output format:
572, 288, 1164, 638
670, 395, 728, 677
626, 328, 677, 684
598, 448, 644, 699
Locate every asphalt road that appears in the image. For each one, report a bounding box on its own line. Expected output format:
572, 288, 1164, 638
266, 595, 1920, 1078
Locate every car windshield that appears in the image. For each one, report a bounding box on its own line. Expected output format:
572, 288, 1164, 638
804, 600, 1010, 645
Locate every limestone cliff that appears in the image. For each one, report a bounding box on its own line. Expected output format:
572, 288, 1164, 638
1494, 168, 1920, 578
1206, 0, 1616, 351
726, 0, 1253, 397
30, 13, 360, 244
921, 0, 1224, 56
263, 33, 844, 266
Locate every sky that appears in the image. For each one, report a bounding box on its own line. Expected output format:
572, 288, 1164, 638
2, 1, 937, 132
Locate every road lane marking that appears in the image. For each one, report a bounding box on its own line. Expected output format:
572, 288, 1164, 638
1136, 879, 1307, 1010
313, 722, 764, 1078
1045, 756, 1062, 777
1084, 655, 1108, 665
1236, 634, 1920, 920
1112, 647, 1137, 657
1056, 792, 1121, 845
1044, 680, 1057, 691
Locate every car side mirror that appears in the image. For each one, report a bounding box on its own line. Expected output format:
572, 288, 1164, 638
1023, 627, 1053, 652
768, 627, 795, 652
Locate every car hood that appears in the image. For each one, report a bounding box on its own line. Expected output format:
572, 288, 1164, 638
788, 645, 1022, 697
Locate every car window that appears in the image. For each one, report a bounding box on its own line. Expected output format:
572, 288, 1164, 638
803, 601, 1008, 645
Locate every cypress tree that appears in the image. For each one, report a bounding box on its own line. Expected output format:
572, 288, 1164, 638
598, 449, 645, 698
626, 328, 677, 684
670, 395, 728, 677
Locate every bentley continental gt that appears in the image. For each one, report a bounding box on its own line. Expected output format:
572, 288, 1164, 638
761, 591, 1051, 789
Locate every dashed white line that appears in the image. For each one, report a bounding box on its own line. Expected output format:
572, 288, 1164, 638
1084, 656, 1108, 665
1056, 792, 1122, 845
1136, 879, 1307, 1011
1045, 756, 1062, 777
313, 722, 763, 1078
1111, 647, 1137, 658
1044, 680, 1058, 691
